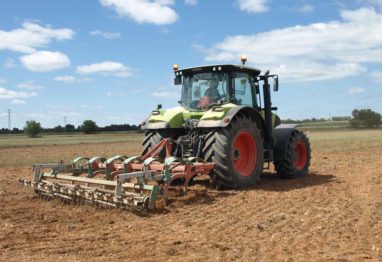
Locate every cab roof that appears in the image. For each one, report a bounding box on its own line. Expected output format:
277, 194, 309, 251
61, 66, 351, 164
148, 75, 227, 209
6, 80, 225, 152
176, 64, 262, 76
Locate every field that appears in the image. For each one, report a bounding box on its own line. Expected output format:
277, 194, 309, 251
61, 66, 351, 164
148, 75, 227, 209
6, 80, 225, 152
1, 129, 382, 261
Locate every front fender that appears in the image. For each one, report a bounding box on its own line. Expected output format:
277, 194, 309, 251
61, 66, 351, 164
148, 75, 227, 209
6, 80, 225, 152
142, 107, 186, 130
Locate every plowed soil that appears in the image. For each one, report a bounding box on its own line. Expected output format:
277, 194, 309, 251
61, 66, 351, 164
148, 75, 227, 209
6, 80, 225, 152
1, 130, 381, 261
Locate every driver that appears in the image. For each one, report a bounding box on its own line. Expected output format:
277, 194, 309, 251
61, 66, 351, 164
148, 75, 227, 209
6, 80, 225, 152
204, 79, 221, 102
199, 79, 221, 109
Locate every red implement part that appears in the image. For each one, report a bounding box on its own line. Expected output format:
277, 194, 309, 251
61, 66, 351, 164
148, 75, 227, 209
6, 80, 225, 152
89, 138, 214, 183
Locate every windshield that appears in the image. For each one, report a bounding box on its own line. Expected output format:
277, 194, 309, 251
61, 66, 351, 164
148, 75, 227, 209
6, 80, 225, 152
181, 72, 229, 111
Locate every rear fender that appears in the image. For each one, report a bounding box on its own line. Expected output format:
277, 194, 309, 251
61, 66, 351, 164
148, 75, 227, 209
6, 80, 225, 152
273, 124, 299, 161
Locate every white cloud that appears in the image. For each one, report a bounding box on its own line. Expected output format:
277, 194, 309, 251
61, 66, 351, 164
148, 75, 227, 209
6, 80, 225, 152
185, 0, 197, 6
274, 62, 366, 82
0, 87, 37, 100
107, 92, 113, 96
0, 22, 74, 54
348, 87, 365, 94
10, 99, 26, 104
90, 30, 121, 39
295, 4, 314, 13
20, 51, 70, 72
17, 81, 43, 90
237, 0, 269, 13
152, 91, 179, 98
76, 61, 133, 77
205, 8, 382, 82
0, 78, 5, 84
100, 0, 178, 25
54, 75, 79, 83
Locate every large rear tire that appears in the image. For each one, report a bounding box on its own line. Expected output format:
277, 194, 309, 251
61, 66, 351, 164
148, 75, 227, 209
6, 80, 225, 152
274, 130, 311, 178
203, 115, 264, 188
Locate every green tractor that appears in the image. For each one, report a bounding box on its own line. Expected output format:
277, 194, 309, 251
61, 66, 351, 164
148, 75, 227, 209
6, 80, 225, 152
19, 56, 312, 211
141, 56, 311, 188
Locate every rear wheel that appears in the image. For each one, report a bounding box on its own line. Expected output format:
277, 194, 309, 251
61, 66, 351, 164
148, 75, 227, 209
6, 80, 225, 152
203, 115, 264, 188
274, 130, 311, 178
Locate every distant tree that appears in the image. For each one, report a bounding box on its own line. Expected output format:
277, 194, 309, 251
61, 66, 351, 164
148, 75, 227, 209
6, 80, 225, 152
350, 109, 381, 128
281, 118, 297, 124
332, 116, 351, 121
81, 120, 98, 134
24, 120, 42, 137
65, 124, 76, 132
53, 125, 64, 132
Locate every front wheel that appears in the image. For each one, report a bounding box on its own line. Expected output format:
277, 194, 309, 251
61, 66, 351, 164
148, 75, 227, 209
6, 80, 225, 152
203, 115, 264, 188
274, 130, 311, 178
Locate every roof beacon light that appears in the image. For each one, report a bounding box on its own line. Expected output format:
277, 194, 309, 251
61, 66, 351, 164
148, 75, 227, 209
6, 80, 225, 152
173, 64, 179, 71
240, 55, 247, 66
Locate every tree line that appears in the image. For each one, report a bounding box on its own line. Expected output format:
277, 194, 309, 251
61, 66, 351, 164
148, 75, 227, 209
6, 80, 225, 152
282, 108, 381, 128
0, 119, 139, 137
1, 108, 381, 137
281, 116, 351, 124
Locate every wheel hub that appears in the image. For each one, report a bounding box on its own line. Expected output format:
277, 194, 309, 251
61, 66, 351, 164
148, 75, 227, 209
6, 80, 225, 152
232, 131, 257, 177
294, 141, 307, 170
233, 149, 241, 160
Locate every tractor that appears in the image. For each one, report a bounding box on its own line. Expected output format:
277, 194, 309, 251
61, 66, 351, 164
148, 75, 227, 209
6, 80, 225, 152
20, 56, 311, 211
141, 55, 311, 188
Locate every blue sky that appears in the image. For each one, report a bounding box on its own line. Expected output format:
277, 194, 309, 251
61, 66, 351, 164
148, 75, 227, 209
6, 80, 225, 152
0, 0, 381, 128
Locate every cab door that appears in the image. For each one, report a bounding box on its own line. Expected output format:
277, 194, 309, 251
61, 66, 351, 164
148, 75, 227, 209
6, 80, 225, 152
232, 73, 257, 108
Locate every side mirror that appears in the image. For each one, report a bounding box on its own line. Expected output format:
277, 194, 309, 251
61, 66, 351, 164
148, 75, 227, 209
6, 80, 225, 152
273, 76, 279, 92
174, 75, 182, 85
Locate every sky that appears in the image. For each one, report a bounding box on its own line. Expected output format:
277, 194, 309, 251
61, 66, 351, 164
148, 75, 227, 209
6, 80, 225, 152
0, 0, 382, 129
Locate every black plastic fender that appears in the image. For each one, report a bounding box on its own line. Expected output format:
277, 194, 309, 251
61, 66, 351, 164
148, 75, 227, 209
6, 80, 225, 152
273, 124, 299, 161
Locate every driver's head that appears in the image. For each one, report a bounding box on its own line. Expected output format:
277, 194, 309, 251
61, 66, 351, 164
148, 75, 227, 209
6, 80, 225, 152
209, 79, 218, 89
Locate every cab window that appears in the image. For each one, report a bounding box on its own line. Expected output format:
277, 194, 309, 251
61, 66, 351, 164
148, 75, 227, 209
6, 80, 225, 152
233, 73, 256, 107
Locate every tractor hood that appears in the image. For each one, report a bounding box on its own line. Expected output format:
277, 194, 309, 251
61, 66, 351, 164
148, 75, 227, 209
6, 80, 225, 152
142, 103, 236, 129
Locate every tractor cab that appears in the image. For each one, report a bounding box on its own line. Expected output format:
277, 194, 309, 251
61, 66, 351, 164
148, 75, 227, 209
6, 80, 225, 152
174, 58, 279, 114
175, 63, 263, 111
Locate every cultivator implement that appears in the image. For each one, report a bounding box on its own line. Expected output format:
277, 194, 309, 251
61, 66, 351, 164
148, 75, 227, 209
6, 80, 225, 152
19, 139, 214, 211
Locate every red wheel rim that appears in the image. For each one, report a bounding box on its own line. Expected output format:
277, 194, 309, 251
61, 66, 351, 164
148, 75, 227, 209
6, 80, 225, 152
294, 142, 307, 170
233, 131, 257, 177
